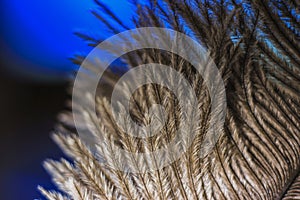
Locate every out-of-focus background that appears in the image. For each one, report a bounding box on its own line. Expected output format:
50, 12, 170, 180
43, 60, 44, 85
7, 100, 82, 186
0, 1, 131, 199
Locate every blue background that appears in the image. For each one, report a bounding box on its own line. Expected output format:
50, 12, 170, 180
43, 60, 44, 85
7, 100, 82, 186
1, 0, 132, 81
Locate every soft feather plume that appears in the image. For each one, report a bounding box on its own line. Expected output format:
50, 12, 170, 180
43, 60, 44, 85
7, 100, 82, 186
40, 0, 300, 199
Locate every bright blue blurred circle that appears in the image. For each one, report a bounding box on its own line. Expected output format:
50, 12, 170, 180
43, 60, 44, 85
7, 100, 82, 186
1, 0, 131, 81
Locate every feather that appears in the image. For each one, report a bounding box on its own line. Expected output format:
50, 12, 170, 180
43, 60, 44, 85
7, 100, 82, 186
40, 0, 300, 199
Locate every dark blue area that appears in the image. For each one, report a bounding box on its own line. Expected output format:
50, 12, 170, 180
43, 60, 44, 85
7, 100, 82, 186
0, 80, 69, 200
